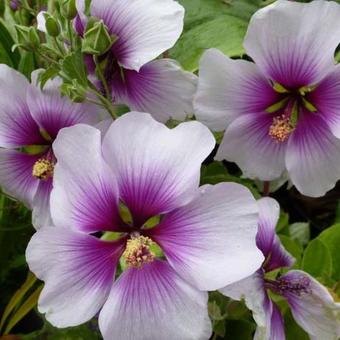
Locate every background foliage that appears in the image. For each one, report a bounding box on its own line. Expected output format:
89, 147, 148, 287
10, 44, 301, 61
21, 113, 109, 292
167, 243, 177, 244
0, 0, 339, 339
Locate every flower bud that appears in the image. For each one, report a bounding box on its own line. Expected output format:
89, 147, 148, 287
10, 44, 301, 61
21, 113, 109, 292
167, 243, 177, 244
81, 20, 117, 55
15, 25, 40, 51
60, 0, 77, 20
45, 15, 60, 37
9, 0, 20, 11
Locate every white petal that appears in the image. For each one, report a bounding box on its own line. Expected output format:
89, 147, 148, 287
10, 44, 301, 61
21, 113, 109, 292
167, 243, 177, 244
194, 49, 279, 131
26, 227, 124, 327
102, 112, 215, 226
148, 183, 264, 290
99, 260, 212, 340
244, 0, 340, 87
81, 0, 184, 71
51, 124, 120, 233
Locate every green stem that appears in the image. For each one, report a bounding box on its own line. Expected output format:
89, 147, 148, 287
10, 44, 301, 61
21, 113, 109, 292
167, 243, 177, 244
94, 55, 112, 101
88, 86, 117, 119
67, 20, 74, 50
35, 50, 59, 65
53, 37, 65, 56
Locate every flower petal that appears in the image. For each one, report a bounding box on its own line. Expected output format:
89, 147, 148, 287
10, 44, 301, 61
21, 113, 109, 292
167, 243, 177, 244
220, 271, 285, 340
80, 0, 184, 71
0, 149, 39, 207
36, 11, 47, 32
27, 74, 100, 140
268, 302, 285, 340
194, 48, 279, 131
309, 65, 340, 139
32, 179, 53, 229
0, 65, 44, 148
102, 112, 215, 227
111, 59, 197, 123
147, 183, 263, 290
216, 113, 287, 181
52, 124, 121, 233
280, 270, 340, 340
257, 197, 294, 271
244, 0, 340, 88
98, 260, 212, 340
26, 227, 125, 327
220, 272, 268, 333
286, 112, 340, 197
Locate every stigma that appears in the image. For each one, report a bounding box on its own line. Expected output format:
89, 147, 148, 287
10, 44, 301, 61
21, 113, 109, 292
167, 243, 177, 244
123, 235, 155, 268
269, 114, 294, 143
32, 158, 54, 180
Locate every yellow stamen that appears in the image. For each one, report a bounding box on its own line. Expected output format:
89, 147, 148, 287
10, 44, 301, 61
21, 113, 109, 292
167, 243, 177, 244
123, 235, 155, 268
32, 158, 54, 180
269, 114, 294, 143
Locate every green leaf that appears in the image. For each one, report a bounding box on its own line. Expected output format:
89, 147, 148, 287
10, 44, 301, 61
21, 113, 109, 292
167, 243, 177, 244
59, 51, 88, 86
200, 163, 261, 199
171, 15, 246, 71
22, 321, 102, 340
4, 285, 43, 335
318, 224, 340, 280
18, 52, 36, 79
278, 235, 302, 265
37, 65, 61, 89
0, 20, 20, 68
301, 239, 332, 279
276, 211, 289, 233
171, 0, 262, 71
289, 222, 310, 247
0, 272, 37, 332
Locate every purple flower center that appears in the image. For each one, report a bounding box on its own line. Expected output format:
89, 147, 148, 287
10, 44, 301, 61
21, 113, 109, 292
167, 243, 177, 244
267, 82, 318, 142
265, 275, 312, 296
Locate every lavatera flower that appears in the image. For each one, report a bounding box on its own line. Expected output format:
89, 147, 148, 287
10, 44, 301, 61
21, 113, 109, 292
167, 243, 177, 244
221, 197, 340, 340
26, 112, 264, 340
74, 0, 197, 122
0, 65, 102, 229
194, 0, 340, 197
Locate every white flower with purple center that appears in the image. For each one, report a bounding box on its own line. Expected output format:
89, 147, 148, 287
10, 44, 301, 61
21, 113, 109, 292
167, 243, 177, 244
0, 65, 102, 228
26, 112, 264, 340
194, 0, 340, 197
221, 197, 340, 340
73, 0, 197, 122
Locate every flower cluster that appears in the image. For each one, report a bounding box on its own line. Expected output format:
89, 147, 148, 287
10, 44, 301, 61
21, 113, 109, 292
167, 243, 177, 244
0, 0, 340, 339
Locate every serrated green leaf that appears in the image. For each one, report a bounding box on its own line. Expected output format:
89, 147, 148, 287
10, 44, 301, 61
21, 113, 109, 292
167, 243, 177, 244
59, 51, 88, 86
301, 238, 332, 279
37, 65, 60, 89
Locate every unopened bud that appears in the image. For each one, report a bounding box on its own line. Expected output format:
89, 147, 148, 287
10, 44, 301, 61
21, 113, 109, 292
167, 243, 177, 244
81, 20, 117, 55
45, 16, 60, 37
15, 25, 40, 51
61, 0, 77, 20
